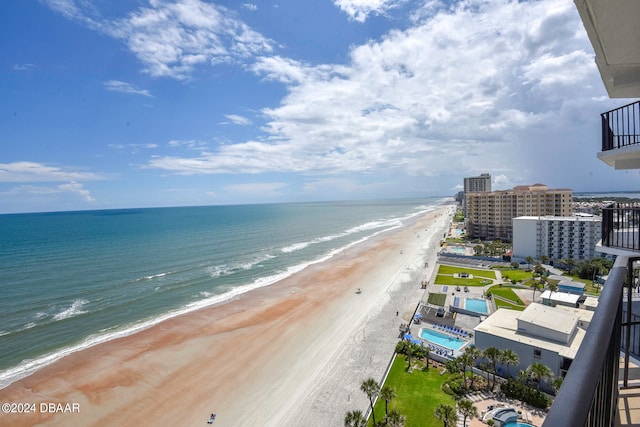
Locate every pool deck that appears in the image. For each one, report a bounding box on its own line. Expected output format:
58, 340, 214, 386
460, 392, 546, 427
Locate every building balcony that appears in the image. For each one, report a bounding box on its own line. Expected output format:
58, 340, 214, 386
543, 256, 638, 427
599, 100, 640, 169
600, 203, 640, 255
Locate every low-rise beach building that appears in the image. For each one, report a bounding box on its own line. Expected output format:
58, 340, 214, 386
473, 303, 592, 379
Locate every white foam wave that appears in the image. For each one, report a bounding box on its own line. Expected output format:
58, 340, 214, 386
52, 299, 88, 321
207, 254, 275, 278
281, 216, 404, 254
281, 242, 310, 253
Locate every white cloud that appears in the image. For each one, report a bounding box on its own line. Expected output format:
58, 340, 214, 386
58, 181, 95, 202
0, 162, 103, 183
224, 114, 252, 125
104, 80, 153, 97
147, 0, 604, 187
13, 63, 37, 71
242, 3, 257, 11
108, 0, 273, 79
45, 0, 273, 80
334, 0, 407, 22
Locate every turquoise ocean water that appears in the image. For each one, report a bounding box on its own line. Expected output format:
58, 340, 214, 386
0, 198, 447, 388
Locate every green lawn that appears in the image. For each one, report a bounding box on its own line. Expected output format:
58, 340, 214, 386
437, 265, 496, 280
427, 293, 447, 306
434, 275, 492, 287
368, 355, 456, 426
487, 285, 524, 307
499, 269, 534, 282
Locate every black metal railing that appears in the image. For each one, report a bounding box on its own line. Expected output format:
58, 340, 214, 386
602, 100, 640, 151
601, 203, 640, 251
543, 256, 629, 427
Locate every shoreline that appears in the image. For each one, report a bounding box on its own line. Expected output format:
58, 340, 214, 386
0, 204, 454, 426
0, 205, 439, 390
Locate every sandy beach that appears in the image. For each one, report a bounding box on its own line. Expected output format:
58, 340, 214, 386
0, 204, 454, 427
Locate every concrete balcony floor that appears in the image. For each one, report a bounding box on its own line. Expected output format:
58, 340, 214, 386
618, 358, 640, 426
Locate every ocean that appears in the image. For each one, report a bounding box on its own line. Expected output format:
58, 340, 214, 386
0, 198, 447, 388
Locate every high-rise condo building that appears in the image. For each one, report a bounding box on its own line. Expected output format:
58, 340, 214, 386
465, 183, 573, 241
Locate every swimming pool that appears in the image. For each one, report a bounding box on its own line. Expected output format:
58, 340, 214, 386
503, 422, 535, 427
465, 298, 489, 314
449, 247, 465, 254
419, 328, 467, 351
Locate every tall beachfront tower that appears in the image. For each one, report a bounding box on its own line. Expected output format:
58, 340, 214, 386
464, 173, 492, 193
462, 173, 491, 215
465, 184, 573, 241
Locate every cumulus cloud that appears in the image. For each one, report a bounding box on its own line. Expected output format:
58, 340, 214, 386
45, 0, 273, 80
334, 0, 407, 22
58, 181, 95, 202
146, 0, 608, 189
104, 80, 153, 97
0, 161, 103, 183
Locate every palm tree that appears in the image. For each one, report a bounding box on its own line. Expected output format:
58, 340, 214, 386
525, 256, 535, 270
483, 347, 501, 391
434, 403, 458, 427
385, 409, 406, 427
464, 346, 482, 389
552, 376, 564, 395
360, 378, 380, 426
457, 352, 474, 390
526, 362, 553, 392
457, 399, 478, 427
344, 410, 367, 427
499, 349, 519, 379
531, 280, 542, 302
379, 385, 396, 417
405, 342, 415, 372
424, 345, 430, 370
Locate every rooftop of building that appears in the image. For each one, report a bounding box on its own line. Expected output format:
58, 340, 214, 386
474, 303, 587, 359
514, 215, 602, 222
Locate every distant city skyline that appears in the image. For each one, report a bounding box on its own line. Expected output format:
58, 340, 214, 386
2, 0, 639, 214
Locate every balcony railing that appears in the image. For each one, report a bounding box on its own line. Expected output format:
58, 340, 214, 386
602, 100, 640, 151
543, 256, 631, 427
601, 203, 640, 251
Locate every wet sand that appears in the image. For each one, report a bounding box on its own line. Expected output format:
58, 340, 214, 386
0, 204, 454, 427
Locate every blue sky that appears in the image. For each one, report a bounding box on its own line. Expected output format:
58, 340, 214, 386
1, 0, 638, 213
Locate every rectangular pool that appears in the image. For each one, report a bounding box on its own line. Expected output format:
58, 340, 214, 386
419, 328, 466, 351
465, 298, 489, 314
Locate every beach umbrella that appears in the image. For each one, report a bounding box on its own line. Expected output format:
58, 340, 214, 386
403, 333, 413, 340
411, 338, 422, 345
414, 313, 422, 319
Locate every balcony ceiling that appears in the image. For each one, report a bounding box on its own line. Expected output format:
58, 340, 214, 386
597, 144, 640, 169
574, 0, 640, 98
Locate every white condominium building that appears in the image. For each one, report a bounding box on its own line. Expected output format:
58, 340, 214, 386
512, 214, 602, 261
